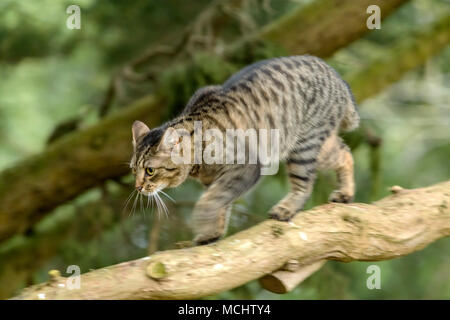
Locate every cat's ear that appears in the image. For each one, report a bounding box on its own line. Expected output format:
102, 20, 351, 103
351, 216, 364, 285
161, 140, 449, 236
132, 120, 150, 147
157, 127, 181, 153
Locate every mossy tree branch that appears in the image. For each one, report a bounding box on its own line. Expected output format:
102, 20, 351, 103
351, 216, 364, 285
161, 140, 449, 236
245, 0, 410, 58
13, 180, 450, 300
0, 95, 165, 242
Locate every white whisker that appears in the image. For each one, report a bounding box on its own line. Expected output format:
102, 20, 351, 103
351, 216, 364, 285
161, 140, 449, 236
159, 190, 176, 203
153, 193, 161, 216
155, 192, 169, 219
130, 192, 139, 217
122, 190, 137, 213
152, 195, 160, 219
139, 193, 144, 213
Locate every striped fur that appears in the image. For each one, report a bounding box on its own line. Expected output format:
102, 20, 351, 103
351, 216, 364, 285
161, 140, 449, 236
131, 55, 359, 245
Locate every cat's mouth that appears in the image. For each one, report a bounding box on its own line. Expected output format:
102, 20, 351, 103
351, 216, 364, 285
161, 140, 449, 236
140, 183, 168, 196
139, 188, 155, 196
130, 185, 174, 219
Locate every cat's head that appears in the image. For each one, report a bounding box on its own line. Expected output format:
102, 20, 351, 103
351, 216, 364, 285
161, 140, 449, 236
130, 120, 191, 195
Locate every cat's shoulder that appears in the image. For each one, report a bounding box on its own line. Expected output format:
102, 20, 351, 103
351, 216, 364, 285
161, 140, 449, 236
183, 85, 223, 113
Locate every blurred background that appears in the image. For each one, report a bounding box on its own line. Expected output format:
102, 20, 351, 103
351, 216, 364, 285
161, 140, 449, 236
0, 0, 449, 299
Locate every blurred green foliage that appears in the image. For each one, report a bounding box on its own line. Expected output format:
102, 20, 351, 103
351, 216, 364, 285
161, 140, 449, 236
0, 0, 449, 299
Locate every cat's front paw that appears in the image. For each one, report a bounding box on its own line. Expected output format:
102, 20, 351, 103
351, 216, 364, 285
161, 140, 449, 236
329, 190, 354, 203
268, 206, 296, 222
193, 233, 222, 246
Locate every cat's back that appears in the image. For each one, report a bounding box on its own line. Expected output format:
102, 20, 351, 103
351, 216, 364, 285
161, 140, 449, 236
220, 55, 352, 130
223, 55, 332, 90
182, 55, 357, 137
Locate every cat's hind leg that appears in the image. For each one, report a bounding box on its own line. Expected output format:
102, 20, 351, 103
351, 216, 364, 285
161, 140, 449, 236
268, 137, 323, 221
317, 134, 355, 203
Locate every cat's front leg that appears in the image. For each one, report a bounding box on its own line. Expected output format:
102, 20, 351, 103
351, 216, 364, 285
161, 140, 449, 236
193, 205, 231, 245
192, 164, 261, 245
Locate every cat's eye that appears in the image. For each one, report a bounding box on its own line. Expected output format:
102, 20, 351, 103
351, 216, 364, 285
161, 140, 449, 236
145, 167, 155, 176
131, 168, 136, 175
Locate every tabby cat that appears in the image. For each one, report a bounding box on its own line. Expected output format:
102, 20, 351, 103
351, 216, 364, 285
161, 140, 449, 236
130, 55, 359, 245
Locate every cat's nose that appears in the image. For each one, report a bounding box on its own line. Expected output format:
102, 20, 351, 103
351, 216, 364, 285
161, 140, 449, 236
136, 185, 143, 192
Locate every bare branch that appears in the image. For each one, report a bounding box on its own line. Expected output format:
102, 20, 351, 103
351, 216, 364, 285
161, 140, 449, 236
13, 180, 450, 300
259, 260, 326, 294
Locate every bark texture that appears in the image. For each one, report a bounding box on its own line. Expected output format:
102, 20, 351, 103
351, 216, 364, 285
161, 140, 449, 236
259, 260, 326, 294
13, 180, 450, 300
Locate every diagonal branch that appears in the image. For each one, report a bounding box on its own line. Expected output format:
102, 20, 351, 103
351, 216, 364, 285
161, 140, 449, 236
246, 0, 410, 58
13, 180, 450, 300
